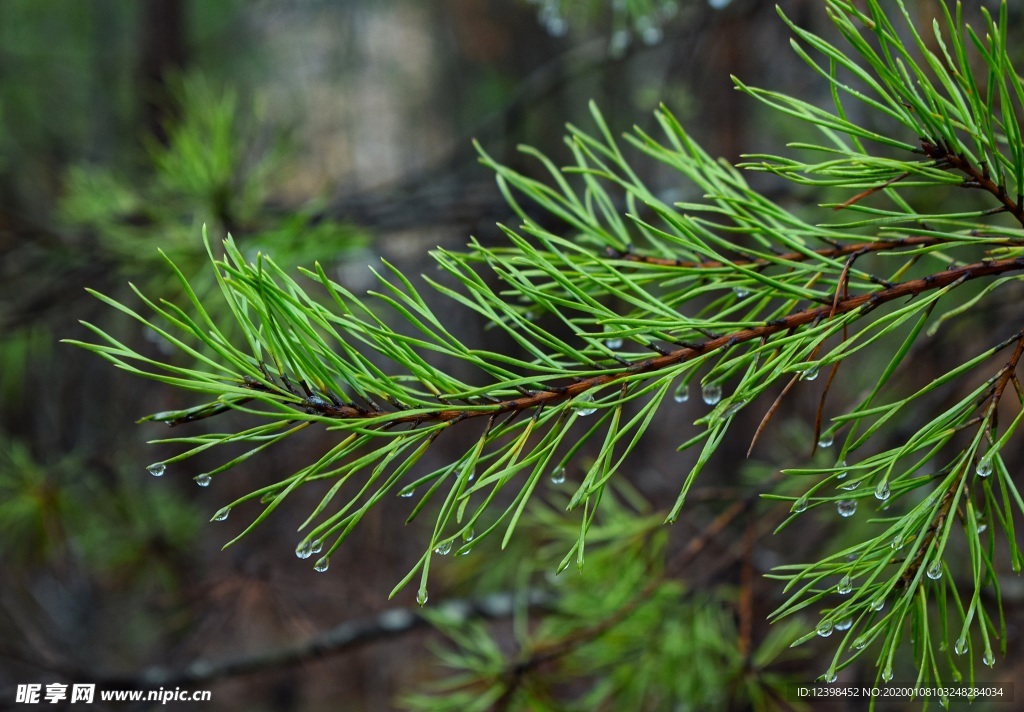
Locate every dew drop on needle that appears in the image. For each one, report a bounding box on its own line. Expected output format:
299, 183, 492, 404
573, 394, 597, 416
874, 481, 890, 501
976, 456, 993, 477
836, 500, 857, 517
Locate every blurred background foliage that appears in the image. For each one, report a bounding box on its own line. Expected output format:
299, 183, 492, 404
2, 0, 1022, 710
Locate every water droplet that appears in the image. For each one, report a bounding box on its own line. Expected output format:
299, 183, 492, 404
603, 329, 624, 350
313, 557, 330, 573
837, 575, 853, 595
977, 522, 988, 534
801, 365, 819, 381
147, 463, 166, 477
891, 535, 904, 551
610, 28, 631, 56
545, 16, 568, 37
641, 24, 663, 45
874, 481, 891, 501
551, 466, 566, 485
708, 0, 733, 9
983, 649, 995, 667
572, 394, 597, 416
976, 456, 993, 477
824, 670, 837, 683
434, 541, 452, 556
399, 488, 415, 498
839, 481, 858, 491
673, 384, 690, 403
818, 433, 834, 448
791, 495, 808, 513
295, 540, 313, 559
816, 620, 833, 637
464, 528, 475, 542
303, 394, 331, 410
870, 597, 885, 612
881, 667, 893, 682
853, 636, 868, 650
416, 588, 428, 606
954, 637, 968, 655
701, 383, 722, 405
835, 618, 853, 631
311, 539, 323, 554
212, 507, 230, 522
836, 460, 848, 479
195, 474, 212, 487
926, 561, 943, 580
836, 500, 857, 517
733, 286, 749, 298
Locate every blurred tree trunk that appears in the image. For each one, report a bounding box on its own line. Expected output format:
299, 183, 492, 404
139, 0, 187, 144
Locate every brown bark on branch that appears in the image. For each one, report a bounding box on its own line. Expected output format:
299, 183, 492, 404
281, 253, 1024, 426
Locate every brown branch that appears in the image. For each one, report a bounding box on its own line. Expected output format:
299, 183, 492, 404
813, 359, 843, 454
738, 516, 756, 659
749, 373, 798, 457
155, 254, 1024, 433
833, 171, 912, 210
921, 139, 1024, 227
45, 591, 552, 691
299, 254, 1024, 425
989, 331, 1024, 409
898, 468, 963, 591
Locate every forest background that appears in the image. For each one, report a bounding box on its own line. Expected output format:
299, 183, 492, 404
2, 1, 1021, 710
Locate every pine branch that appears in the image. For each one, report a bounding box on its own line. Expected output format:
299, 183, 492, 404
67, 0, 1024, 697
152, 253, 1024, 433
605, 234, 974, 269
922, 138, 1024, 226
